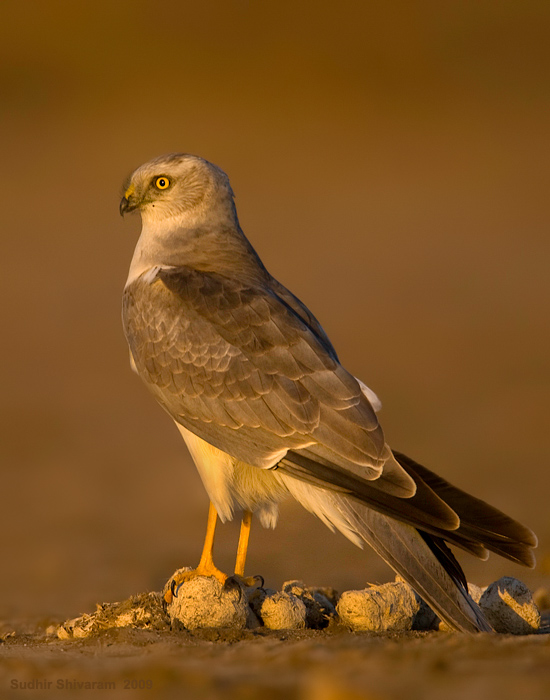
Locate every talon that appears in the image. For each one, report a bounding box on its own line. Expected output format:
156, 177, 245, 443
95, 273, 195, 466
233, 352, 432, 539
224, 575, 243, 601
163, 579, 177, 604
224, 575, 237, 590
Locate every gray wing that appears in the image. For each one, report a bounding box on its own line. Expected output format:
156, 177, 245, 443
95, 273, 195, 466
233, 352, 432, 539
122, 266, 414, 496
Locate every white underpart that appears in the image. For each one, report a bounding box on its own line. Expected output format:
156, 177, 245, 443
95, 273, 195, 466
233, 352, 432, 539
175, 422, 382, 550
175, 423, 288, 528
176, 419, 371, 547
355, 377, 382, 412
139, 265, 173, 285
279, 475, 365, 547
126, 261, 174, 287
175, 421, 371, 549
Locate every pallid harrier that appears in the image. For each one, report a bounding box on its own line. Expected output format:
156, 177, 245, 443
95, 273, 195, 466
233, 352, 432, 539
120, 153, 536, 633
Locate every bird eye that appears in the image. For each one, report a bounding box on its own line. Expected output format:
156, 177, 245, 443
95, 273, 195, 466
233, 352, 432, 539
155, 176, 170, 190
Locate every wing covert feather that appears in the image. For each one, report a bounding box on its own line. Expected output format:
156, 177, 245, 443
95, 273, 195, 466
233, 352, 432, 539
122, 266, 394, 477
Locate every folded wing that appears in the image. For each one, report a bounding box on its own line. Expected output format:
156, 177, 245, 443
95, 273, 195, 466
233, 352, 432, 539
122, 266, 414, 496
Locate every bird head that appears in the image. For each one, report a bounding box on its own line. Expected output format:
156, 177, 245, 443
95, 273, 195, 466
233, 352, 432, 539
119, 153, 236, 226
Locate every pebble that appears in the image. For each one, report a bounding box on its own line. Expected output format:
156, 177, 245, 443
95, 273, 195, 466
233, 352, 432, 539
259, 591, 307, 630
479, 576, 541, 635
467, 583, 485, 604
337, 581, 437, 632
54, 592, 167, 639
52, 568, 541, 637
281, 580, 336, 629
167, 575, 249, 631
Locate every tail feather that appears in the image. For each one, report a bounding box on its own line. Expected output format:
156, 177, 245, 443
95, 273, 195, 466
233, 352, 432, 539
280, 450, 460, 532
349, 505, 493, 633
280, 474, 493, 632
279, 449, 537, 568
394, 451, 537, 567
278, 448, 537, 633
418, 531, 468, 589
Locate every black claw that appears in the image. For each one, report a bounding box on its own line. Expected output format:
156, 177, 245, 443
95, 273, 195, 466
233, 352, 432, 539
170, 579, 179, 599
224, 575, 240, 589
224, 576, 243, 601
254, 575, 265, 589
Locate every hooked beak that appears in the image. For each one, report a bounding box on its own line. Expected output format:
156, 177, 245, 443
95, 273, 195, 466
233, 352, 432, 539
120, 184, 138, 217
119, 196, 134, 216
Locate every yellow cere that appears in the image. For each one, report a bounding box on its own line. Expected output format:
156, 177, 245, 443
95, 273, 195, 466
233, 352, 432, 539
124, 184, 135, 200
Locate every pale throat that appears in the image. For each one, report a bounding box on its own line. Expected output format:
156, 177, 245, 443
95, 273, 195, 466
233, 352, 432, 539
125, 221, 179, 287
125, 205, 240, 287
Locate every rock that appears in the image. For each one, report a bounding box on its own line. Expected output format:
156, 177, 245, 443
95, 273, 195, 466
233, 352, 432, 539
337, 581, 437, 632
302, 585, 340, 608
57, 625, 72, 640
247, 586, 276, 620
166, 575, 249, 631
393, 576, 438, 630
259, 591, 307, 630
56, 592, 168, 639
412, 595, 439, 632
245, 605, 262, 629
479, 577, 541, 635
281, 580, 336, 629
467, 583, 485, 604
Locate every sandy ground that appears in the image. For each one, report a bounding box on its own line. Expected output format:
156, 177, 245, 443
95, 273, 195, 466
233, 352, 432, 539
2, 619, 550, 700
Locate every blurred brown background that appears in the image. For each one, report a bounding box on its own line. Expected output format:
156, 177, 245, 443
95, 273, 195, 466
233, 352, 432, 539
1, 1, 548, 621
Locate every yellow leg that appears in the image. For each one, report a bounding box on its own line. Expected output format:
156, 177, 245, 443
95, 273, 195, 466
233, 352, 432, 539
196, 501, 223, 575
164, 502, 227, 603
235, 510, 252, 577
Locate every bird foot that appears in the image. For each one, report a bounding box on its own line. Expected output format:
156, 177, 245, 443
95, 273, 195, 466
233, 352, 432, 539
164, 568, 264, 603
164, 564, 228, 603
224, 574, 264, 599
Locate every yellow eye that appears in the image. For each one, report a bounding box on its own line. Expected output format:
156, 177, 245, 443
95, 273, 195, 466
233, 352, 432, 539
155, 176, 170, 190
